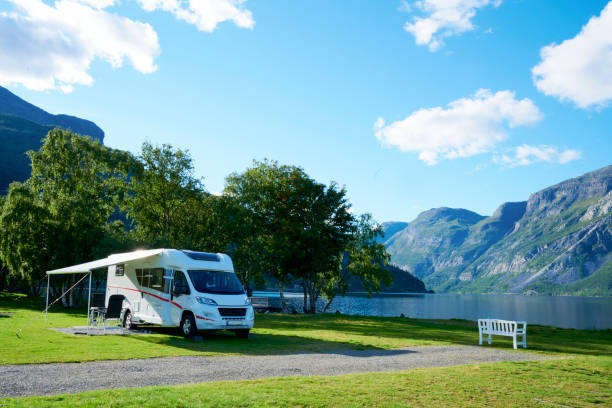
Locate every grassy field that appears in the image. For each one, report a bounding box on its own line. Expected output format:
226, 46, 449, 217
1, 292, 611, 407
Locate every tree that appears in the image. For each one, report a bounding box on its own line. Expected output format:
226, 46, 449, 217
320, 213, 393, 312
0, 182, 55, 292
224, 160, 298, 308
225, 160, 357, 313
185, 194, 268, 292
0, 129, 137, 304
125, 142, 203, 248
277, 178, 354, 313
27, 128, 137, 269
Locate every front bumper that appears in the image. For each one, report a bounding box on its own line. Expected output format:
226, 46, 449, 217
195, 315, 254, 330
194, 305, 254, 330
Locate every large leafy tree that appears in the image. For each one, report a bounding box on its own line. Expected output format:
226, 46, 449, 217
185, 194, 267, 292
224, 160, 296, 305
225, 160, 387, 313
0, 129, 137, 303
125, 142, 203, 248
277, 177, 354, 313
26, 128, 137, 269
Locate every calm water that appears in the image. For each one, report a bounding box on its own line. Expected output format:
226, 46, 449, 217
253, 292, 612, 330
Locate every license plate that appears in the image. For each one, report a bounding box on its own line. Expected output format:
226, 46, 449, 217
227, 320, 243, 326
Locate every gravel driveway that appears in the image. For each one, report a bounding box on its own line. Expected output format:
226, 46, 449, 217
0, 345, 551, 398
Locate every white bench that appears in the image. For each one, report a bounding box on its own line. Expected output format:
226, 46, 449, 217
249, 297, 269, 312
478, 319, 527, 349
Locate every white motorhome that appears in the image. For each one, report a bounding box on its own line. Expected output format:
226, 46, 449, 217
49, 248, 255, 337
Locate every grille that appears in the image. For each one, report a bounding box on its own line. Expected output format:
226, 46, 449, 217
218, 307, 247, 317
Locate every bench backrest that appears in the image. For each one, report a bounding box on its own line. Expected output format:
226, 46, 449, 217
249, 297, 269, 307
478, 319, 519, 334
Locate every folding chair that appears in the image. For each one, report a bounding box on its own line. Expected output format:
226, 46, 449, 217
94, 295, 124, 333
89, 293, 106, 328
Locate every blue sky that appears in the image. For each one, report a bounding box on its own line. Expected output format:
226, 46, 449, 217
1, 0, 611, 222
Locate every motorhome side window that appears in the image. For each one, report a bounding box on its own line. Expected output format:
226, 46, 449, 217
174, 271, 190, 295
135, 268, 167, 293
115, 264, 124, 276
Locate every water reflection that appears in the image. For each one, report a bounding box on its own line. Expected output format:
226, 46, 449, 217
254, 291, 612, 330
328, 293, 612, 330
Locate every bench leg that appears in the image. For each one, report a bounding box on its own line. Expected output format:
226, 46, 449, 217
488, 333, 492, 345
513, 335, 517, 350
479, 331, 483, 345
522, 334, 527, 349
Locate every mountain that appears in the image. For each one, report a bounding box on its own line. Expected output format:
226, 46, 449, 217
384, 166, 612, 296
346, 264, 431, 293
385, 208, 485, 281
378, 222, 409, 243
0, 113, 53, 192
0, 86, 105, 192
0, 86, 104, 142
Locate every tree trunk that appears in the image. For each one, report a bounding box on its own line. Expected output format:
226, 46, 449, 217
322, 295, 335, 313
308, 285, 318, 314
279, 284, 288, 314
302, 281, 308, 313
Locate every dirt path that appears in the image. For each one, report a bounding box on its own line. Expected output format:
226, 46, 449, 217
0, 345, 552, 398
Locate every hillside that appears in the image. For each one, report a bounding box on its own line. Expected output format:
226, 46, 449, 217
0, 87, 105, 192
0, 113, 53, 192
0, 86, 104, 142
384, 166, 612, 296
346, 264, 431, 293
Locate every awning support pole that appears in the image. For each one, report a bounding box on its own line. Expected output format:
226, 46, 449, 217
87, 271, 92, 328
45, 274, 50, 322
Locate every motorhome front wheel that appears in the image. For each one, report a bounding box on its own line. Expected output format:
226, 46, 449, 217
181, 314, 196, 337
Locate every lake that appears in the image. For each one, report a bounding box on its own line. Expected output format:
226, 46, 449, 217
253, 291, 612, 330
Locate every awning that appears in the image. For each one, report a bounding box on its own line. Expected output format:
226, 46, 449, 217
46, 249, 164, 275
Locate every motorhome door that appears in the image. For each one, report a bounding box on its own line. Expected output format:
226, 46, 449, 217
170, 270, 191, 325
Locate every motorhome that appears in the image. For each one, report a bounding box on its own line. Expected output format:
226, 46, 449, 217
49, 248, 255, 338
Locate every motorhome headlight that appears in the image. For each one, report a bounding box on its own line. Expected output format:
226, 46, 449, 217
244, 297, 251, 306
195, 296, 218, 306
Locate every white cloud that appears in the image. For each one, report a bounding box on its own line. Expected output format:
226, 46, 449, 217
138, 0, 254, 32
0, 0, 160, 92
532, 2, 612, 109
496, 145, 581, 167
403, 0, 502, 51
374, 89, 542, 165
73, 0, 118, 8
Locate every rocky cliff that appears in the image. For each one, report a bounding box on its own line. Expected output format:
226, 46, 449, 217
384, 166, 612, 296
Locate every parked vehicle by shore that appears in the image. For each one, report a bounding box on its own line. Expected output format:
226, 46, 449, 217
48, 249, 254, 337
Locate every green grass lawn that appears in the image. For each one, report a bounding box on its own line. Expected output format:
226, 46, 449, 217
1, 292, 611, 407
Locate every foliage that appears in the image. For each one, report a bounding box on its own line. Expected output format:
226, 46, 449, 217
125, 142, 203, 248
320, 213, 392, 311
0, 135, 393, 307
0, 183, 55, 290
225, 160, 376, 313
27, 128, 137, 267
0, 129, 138, 302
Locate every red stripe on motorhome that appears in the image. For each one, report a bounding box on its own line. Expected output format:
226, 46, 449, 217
107, 285, 183, 309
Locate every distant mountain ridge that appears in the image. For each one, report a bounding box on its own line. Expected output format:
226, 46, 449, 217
0, 86, 105, 191
0, 86, 104, 142
0, 113, 53, 193
383, 166, 612, 296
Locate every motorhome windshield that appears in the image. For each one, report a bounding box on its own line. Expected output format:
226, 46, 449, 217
187, 270, 245, 295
